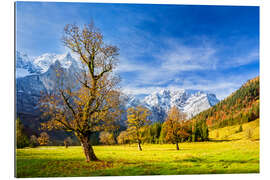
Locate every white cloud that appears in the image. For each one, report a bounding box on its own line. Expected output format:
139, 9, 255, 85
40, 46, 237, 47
122, 86, 164, 96
116, 39, 218, 84
115, 57, 147, 73
224, 48, 259, 67
158, 41, 217, 72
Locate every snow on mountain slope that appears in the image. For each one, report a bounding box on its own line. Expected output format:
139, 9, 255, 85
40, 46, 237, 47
142, 89, 219, 121
16, 55, 81, 117
183, 92, 219, 118
16, 68, 33, 78
33, 52, 80, 73
16, 51, 81, 78
16, 51, 41, 78
120, 89, 219, 122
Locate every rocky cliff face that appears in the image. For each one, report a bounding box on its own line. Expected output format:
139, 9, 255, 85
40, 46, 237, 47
123, 89, 219, 122
15, 51, 82, 137
16, 51, 80, 114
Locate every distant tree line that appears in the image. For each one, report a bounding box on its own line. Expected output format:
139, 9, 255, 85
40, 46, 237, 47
98, 105, 209, 151
17, 102, 210, 151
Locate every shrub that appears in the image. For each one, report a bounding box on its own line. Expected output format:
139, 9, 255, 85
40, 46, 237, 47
29, 135, 39, 148
99, 131, 115, 145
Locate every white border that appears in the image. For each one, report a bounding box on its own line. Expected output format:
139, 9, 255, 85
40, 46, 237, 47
1, 0, 269, 180
6, 0, 263, 6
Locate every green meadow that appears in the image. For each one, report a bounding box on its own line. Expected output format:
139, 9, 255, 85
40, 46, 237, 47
209, 119, 260, 141
16, 139, 259, 177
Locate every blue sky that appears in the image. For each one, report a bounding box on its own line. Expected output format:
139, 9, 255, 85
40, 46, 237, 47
16, 2, 259, 100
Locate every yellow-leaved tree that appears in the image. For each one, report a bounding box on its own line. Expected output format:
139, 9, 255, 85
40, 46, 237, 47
37, 132, 50, 146
40, 21, 122, 162
117, 130, 131, 144
99, 131, 115, 145
126, 106, 151, 151
163, 106, 190, 150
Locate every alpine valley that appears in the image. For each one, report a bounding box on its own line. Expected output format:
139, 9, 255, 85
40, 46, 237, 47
15, 51, 219, 140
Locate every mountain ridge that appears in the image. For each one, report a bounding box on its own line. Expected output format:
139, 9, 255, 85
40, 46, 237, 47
16, 51, 81, 78
141, 89, 219, 120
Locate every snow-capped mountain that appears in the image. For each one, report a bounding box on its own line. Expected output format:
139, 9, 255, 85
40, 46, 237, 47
120, 89, 219, 122
142, 89, 219, 121
16, 51, 42, 78
33, 52, 80, 73
16, 51, 80, 78
16, 51, 80, 114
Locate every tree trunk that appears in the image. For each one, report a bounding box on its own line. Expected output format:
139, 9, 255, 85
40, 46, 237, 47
176, 142, 179, 150
138, 141, 142, 151
80, 136, 99, 162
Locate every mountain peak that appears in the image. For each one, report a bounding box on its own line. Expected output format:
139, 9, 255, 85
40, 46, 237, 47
52, 60, 62, 68
142, 88, 219, 121
33, 52, 79, 73
66, 51, 72, 57
16, 51, 81, 78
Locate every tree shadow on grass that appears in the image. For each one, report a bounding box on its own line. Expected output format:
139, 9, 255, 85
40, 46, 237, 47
175, 157, 204, 163
218, 159, 259, 164
175, 157, 258, 164
209, 139, 241, 143
162, 148, 192, 151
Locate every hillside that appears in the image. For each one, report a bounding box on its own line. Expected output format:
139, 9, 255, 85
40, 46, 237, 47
191, 76, 259, 130
209, 118, 259, 141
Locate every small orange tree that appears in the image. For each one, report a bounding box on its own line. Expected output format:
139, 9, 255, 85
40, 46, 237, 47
117, 130, 132, 144
40, 21, 121, 162
38, 132, 50, 146
163, 106, 190, 150
126, 106, 151, 151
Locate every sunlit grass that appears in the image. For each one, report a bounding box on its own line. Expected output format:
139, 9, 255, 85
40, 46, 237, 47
16, 139, 259, 177
209, 119, 260, 141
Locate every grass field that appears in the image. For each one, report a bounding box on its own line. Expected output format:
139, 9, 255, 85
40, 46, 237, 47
209, 119, 260, 141
16, 139, 259, 177
16, 119, 260, 177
